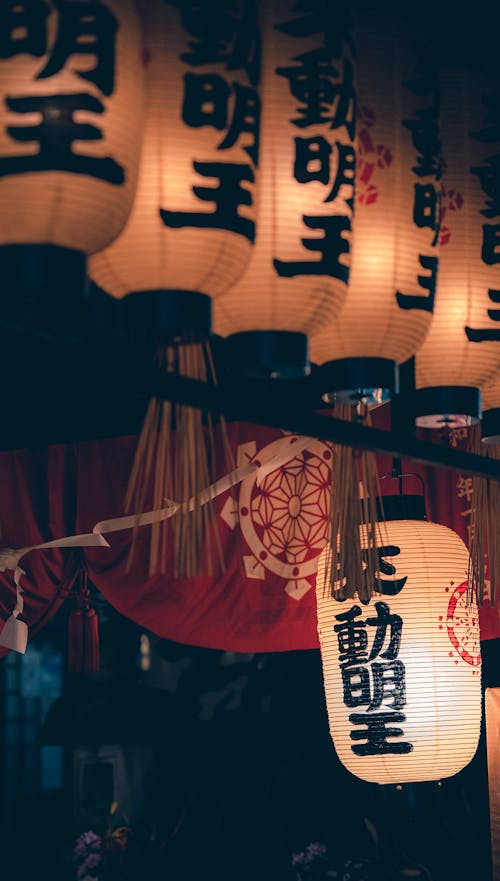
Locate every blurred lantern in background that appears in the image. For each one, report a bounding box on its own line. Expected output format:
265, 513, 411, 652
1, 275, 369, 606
316, 509, 482, 784
214, 0, 354, 381
310, 9, 440, 406
414, 70, 500, 428
0, 0, 145, 338
90, 0, 261, 576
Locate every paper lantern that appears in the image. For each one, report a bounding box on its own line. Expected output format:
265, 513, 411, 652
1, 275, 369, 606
213, 0, 354, 379
414, 70, 500, 427
309, 11, 440, 404
90, 0, 261, 576
0, 0, 144, 332
316, 517, 482, 784
482, 375, 500, 445
90, 0, 259, 342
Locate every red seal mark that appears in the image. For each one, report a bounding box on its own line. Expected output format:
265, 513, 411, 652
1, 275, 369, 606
446, 581, 481, 668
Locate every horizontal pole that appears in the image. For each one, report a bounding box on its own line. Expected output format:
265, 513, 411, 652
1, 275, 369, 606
150, 371, 500, 482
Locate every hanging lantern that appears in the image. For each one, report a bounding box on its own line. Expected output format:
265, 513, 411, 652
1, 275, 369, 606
309, 10, 439, 406
414, 70, 500, 428
316, 510, 482, 784
89, 0, 261, 575
213, 0, 354, 380
0, 0, 144, 337
307, 10, 442, 612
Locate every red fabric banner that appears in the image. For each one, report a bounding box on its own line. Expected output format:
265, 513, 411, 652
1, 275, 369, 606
1, 410, 499, 654
0, 444, 81, 658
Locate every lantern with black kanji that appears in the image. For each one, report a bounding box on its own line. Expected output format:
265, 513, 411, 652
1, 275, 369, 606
213, 0, 354, 380
309, 10, 439, 405
0, 0, 144, 337
91, 0, 259, 343
89, 0, 261, 576
316, 510, 482, 784
414, 70, 500, 428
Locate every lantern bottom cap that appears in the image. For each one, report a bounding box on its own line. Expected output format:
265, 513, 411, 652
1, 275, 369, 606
223, 330, 310, 380
413, 385, 481, 429
316, 357, 398, 407
482, 406, 500, 445
122, 289, 212, 344
0, 244, 87, 340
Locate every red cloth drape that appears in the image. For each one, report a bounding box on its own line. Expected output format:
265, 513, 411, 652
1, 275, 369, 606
0, 444, 81, 657
1, 411, 499, 654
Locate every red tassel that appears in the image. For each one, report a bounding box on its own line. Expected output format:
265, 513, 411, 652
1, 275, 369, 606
67, 575, 100, 674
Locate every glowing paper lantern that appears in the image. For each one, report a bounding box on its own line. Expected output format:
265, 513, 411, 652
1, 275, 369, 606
316, 518, 482, 783
214, 0, 354, 379
0, 0, 144, 332
414, 70, 500, 427
310, 11, 440, 404
90, 0, 261, 576
90, 0, 259, 342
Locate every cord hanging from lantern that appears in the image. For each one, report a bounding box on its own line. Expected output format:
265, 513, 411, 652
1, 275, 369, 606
125, 341, 229, 577
327, 402, 384, 604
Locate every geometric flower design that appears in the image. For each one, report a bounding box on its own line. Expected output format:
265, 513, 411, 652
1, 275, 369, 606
445, 580, 481, 670
220, 435, 332, 600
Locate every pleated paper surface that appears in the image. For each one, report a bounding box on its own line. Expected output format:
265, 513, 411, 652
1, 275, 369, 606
310, 10, 438, 366
316, 520, 482, 784
91, 0, 258, 298
0, 0, 144, 254
416, 70, 500, 391
214, 0, 353, 338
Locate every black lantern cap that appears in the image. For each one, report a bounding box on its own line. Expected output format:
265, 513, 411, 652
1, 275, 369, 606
413, 385, 481, 429
376, 493, 427, 522
223, 330, 309, 380
315, 356, 399, 406
0, 244, 87, 340
482, 407, 500, 445
122, 289, 212, 344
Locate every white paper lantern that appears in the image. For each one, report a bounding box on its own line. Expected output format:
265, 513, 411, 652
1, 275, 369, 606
415, 70, 500, 427
90, 0, 260, 341
0, 0, 144, 255
0, 0, 144, 334
316, 519, 482, 784
309, 11, 440, 403
213, 0, 354, 379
